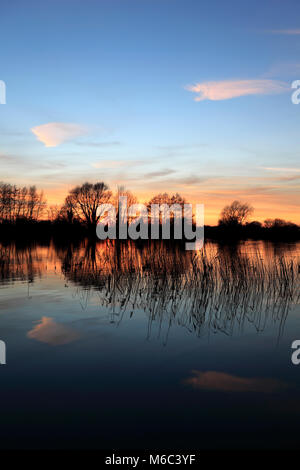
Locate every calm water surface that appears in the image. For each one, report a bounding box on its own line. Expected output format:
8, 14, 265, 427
0, 239, 299, 449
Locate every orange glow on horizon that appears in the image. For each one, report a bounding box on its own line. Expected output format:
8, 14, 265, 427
44, 186, 300, 226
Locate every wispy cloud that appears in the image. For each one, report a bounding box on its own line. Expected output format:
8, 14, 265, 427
0, 153, 21, 163
91, 159, 147, 169
31, 122, 88, 147
263, 62, 300, 79
266, 29, 300, 35
184, 370, 289, 393
91, 160, 127, 169
186, 79, 289, 101
0, 152, 66, 170
156, 143, 207, 151
177, 175, 206, 185
76, 141, 120, 148
262, 167, 300, 172
144, 169, 176, 178
134, 174, 208, 188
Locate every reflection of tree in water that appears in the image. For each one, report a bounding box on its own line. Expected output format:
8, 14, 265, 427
59, 240, 300, 341
0, 243, 41, 284
0, 242, 57, 288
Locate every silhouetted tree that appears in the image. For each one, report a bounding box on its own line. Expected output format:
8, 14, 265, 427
147, 193, 186, 221
27, 186, 46, 220
218, 200, 253, 227
263, 218, 299, 239
67, 182, 112, 229
115, 186, 138, 225
263, 218, 296, 229
48, 205, 60, 222
55, 195, 78, 224
246, 221, 262, 229
0, 182, 46, 222
147, 192, 186, 208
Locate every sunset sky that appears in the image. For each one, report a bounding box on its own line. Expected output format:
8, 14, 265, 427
0, 0, 300, 224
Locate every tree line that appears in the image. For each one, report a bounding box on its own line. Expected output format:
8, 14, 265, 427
0, 183, 46, 222
0, 181, 299, 239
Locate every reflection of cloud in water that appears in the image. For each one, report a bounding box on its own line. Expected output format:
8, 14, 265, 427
184, 370, 289, 393
27, 317, 79, 345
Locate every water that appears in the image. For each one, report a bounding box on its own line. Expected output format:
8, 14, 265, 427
0, 239, 299, 449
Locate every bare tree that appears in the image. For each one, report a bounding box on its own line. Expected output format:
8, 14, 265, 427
219, 200, 253, 226
27, 186, 46, 220
0, 183, 46, 222
48, 205, 60, 222
264, 218, 297, 229
114, 186, 138, 225
146, 192, 187, 229
56, 195, 77, 224
147, 192, 186, 210
67, 182, 112, 229
115, 186, 137, 207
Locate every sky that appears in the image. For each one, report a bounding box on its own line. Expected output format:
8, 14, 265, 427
0, 0, 300, 224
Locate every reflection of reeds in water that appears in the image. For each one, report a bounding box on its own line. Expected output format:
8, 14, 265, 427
0, 240, 299, 340
59, 240, 300, 341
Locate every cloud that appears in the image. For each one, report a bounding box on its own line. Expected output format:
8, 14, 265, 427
184, 370, 289, 393
176, 176, 206, 185
266, 29, 300, 35
261, 167, 300, 172
31, 122, 88, 147
156, 144, 207, 151
0, 153, 21, 163
186, 79, 289, 101
144, 169, 176, 178
76, 141, 120, 148
274, 175, 300, 182
0, 152, 67, 171
27, 317, 79, 345
91, 160, 127, 169
263, 62, 300, 79
151, 175, 208, 187
91, 160, 147, 169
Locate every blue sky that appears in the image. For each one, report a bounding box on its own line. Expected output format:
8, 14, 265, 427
0, 0, 300, 222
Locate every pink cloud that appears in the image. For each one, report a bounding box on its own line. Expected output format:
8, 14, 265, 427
31, 122, 88, 147
186, 79, 288, 101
